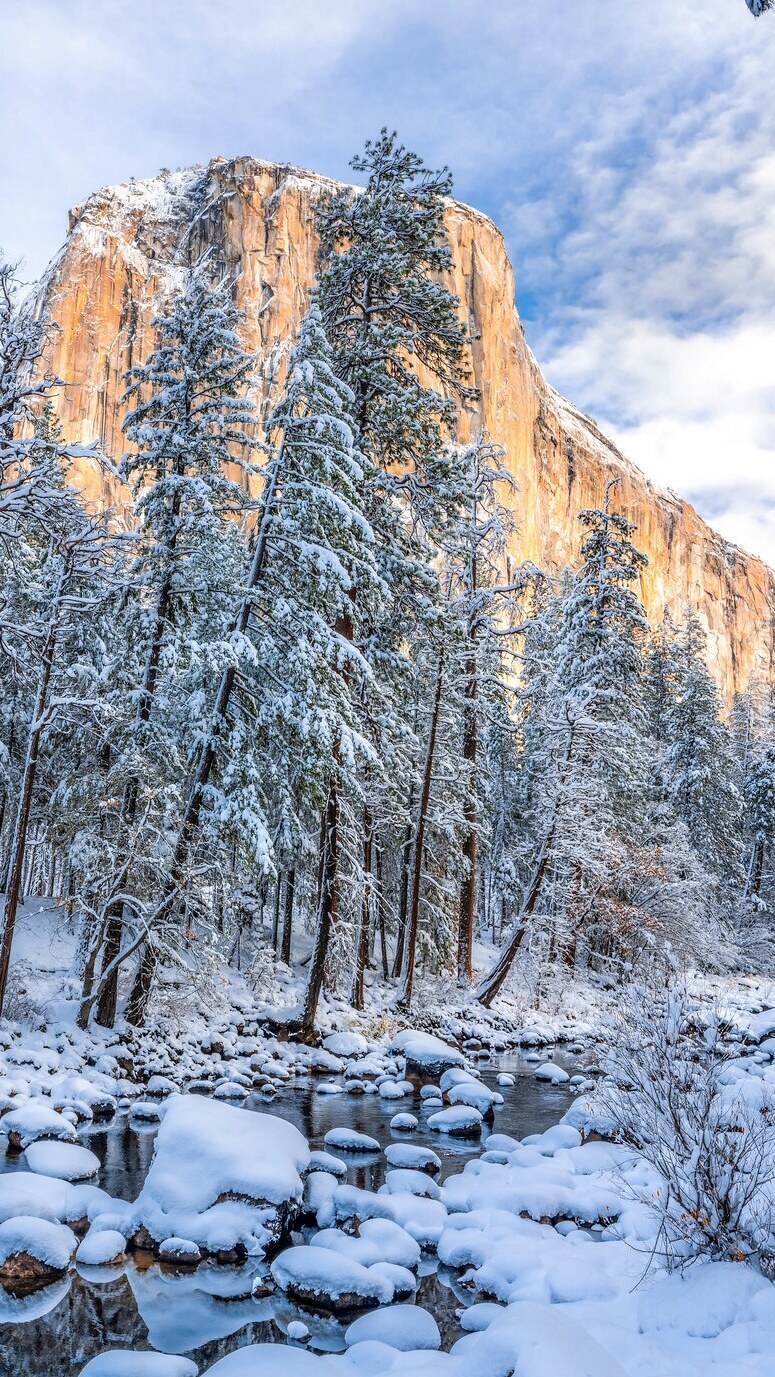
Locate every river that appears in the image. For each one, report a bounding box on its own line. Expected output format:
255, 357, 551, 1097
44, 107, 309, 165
1, 1050, 576, 1376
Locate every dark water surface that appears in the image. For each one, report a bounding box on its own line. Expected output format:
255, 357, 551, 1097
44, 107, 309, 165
1, 1052, 576, 1376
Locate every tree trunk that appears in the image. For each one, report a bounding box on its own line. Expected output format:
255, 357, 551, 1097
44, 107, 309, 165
375, 843, 389, 980
351, 807, 373, 1010
392, 808, 414, 978
301, 782, 339, 1038
397, 656, 444, 1013
280, 867, 295, 965
271, 877, 282, 953
124, 939, 157, 1027
476, 718, 579, 1007
94, 902, 123, 1027
456, 649, 477, 985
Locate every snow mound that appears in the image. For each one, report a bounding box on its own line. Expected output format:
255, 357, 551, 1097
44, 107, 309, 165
344, 1302, 441, 1350
0, 1171, 69, 1224
428, 1105, 483, 1137
76, 1228, 127, 1266
2, 1103, 78, 1149
271, 1244, 394, 1312
203, 1346, 320, 1377
0, 1215, 77, 1275
390, 1031, 463, 1078
324, 1127, 380, 1153
535, 1063, 570, 1084
122, 1094, 308, 1257
25, 1140, 100, 1181
80, 1354, 198, 1377
384, 1144, 441, 1174
323, 1032, 369, 1058
389, 1113, 417, 1131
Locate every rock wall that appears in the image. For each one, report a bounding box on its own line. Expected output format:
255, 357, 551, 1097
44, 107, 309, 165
38, 155, 775, 701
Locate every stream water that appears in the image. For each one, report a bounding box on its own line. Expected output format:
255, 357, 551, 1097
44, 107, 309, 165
0, 1051, 576, 1376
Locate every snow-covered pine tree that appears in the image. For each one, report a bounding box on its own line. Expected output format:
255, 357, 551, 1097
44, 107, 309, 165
0, 473, 114, 1015
89, 266, 257, 1027
133, 301, 384, 1033
661, 613, 742, 888
745, 0, 774, 16
438, 436, 517, 988
316, 131, 481, 1008
477, 479, 650, 1004
249, 302, 385, 1034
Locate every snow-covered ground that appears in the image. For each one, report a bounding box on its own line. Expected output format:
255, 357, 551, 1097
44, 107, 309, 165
3, 898, 775, 1374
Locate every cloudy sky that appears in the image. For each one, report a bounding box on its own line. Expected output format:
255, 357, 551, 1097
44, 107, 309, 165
2, 0, 773, 563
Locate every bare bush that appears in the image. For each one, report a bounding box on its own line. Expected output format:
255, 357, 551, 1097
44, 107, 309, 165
600, 979, 775, 1274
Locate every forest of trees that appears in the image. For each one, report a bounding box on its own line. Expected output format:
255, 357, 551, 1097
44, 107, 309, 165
0, 131, 773, 1035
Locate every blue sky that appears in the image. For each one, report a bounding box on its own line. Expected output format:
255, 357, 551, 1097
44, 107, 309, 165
2, 0, 774, 563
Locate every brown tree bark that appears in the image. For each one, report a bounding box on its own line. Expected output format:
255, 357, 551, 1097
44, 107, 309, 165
280, 867, 295, 965
301, 782, 339, 1038
351, 807, 373, 1010
456, 648, 477, 985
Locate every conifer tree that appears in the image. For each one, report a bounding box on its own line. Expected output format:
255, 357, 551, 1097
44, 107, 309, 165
90, 267, 257, 1026
661, 614, 742, 885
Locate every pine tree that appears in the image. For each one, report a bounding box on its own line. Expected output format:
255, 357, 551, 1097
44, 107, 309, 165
89, 266, 257, 1027
661, 614, 742, 885
477, 479, 650, 1004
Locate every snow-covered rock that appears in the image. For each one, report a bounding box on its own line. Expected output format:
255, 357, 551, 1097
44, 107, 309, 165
25, 1139, 101, 1181
122, 1094, 308, 1258
535, 1062, 570, 1084
344, 1302, 441, 1350
80, 1354, 198, 1377
322, 1032, 368, 1058
270, 1244, 394, 1312
427, 1105, 483, 1137
324, 1127, 380, 1154
446, 1081, 503, 1117
0, 1215, 77, 1283
389, 1113, 417, 1131
2, 1103, 78, 1151
390, 1031, 463, 1081
384, 1143, 441, 1174
76, 1228, 127, 1266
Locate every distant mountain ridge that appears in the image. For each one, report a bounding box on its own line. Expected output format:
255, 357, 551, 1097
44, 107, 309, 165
37, 154, 775, 701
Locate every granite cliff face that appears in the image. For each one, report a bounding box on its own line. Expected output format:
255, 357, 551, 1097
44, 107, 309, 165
38, 155, 775, 701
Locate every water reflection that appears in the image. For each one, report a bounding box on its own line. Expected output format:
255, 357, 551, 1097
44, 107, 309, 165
1, 1052, 575, 1376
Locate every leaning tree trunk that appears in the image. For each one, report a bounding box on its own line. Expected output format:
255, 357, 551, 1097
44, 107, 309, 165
397, 655, 444, 1013
475, 723, 577, 1007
